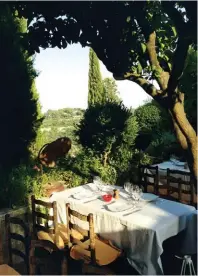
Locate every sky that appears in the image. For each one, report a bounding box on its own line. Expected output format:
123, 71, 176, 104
34, 43, 151, 112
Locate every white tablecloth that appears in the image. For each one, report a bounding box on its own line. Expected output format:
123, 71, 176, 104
50, 184, 196, 275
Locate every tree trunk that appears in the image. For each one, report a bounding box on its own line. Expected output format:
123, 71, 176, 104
169, 99, 197, 193
103, 151, 108, 167
103, 144, 112, 167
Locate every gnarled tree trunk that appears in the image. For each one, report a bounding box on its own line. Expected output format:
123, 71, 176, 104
168, 95, 197, 193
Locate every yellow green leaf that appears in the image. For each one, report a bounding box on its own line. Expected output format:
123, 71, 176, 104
172, 26, 177, 37
141, 43, 147, 53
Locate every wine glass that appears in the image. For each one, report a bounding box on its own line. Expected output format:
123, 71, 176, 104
124, 182, 132, 194
124, 183, 135, 206
132, 186, 143, 207
93, 176, 103, 193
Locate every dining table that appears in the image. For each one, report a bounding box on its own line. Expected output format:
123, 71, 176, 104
50, 183, 197, 275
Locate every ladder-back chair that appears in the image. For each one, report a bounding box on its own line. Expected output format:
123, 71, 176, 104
167, 169, 195, 206
66, 203, 122, 275
139, 165, 159, 194
31, 195, 68, 250
29, 239, 68, 275
5, 214, 30, 275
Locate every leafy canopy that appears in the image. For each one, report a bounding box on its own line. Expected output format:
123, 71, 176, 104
13, 2, 196, 93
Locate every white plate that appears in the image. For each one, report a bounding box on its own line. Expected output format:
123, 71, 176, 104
99, 185, 114, 192
107, 203, 132, 212
141, 193, 159, 202
73, 191, 95, 200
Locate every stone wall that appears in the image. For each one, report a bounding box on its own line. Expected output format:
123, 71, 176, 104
0, 207, 29, 265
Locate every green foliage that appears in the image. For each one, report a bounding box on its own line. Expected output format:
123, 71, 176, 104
103, 78, 121, 103
0, 160, 88, 209
0, 5, 42, 169
88, 48, 103, 106
134, 100, 174, 151
32, 108, 84, 157
69, 149, 117, 184
0, 164, 39, 208
76, 102, 138, 164
76, 102, 138, 184
132, 149, 153, 166
146, 131, 179, 160
14, 2, 196, 84
134, 102, 162, 132
11, 2, 197, 184
129, 149, 153, 184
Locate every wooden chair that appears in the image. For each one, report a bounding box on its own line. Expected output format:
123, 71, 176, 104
66, 203, 122, 275
5, 214, 30, 275
167, 169, 195, 205
31, 195, 69, 249
29, 239, 68, 275
139, 165, 159, 194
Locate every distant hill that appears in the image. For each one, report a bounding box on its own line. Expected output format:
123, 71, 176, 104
40, 108, 85, 154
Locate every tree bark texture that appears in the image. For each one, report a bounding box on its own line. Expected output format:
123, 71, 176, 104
169, 98, 197, 193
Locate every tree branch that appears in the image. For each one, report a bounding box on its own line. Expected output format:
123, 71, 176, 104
134, 4, 169, 91
167, 38, 190, 94
146, 31, 169, 91
114, 72, 164, 99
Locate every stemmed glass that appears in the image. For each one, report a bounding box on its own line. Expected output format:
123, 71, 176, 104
124, 182, 132, 194
132, 186, 143, 207
124, 183, 135, 206
93, 176, 107, 194
93, 176, 102, 193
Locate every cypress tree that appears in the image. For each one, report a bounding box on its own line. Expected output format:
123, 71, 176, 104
0, 4, 42, 169
88, 48, 104, 106
103, 77, 121, 103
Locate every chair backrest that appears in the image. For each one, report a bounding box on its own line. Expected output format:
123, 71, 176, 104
139, 165, 159, 194
66, 203, 96, 264
167, 169, 194, 205
29, 239, 68, 275
5, 214, 30, 274
31, 195, 58, 244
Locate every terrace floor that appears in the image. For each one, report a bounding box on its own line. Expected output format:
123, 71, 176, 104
13, 246, 197, 275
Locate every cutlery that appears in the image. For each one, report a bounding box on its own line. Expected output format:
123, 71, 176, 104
123, 208, 142, 216
84, 198, 98, 203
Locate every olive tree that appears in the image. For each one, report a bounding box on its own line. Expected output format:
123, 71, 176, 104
11, 1, 197, 189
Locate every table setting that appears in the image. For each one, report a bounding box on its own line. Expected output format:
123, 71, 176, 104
50, 179, 196, 275
65, 178, 159, 216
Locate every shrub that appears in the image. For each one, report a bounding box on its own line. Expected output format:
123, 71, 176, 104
67, 149, 117, 184
0, 160, 88, 209
128, 149, 153, 184
134, 102, 162, 133
76, 102, 139, 168
146, 131, 178, 160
